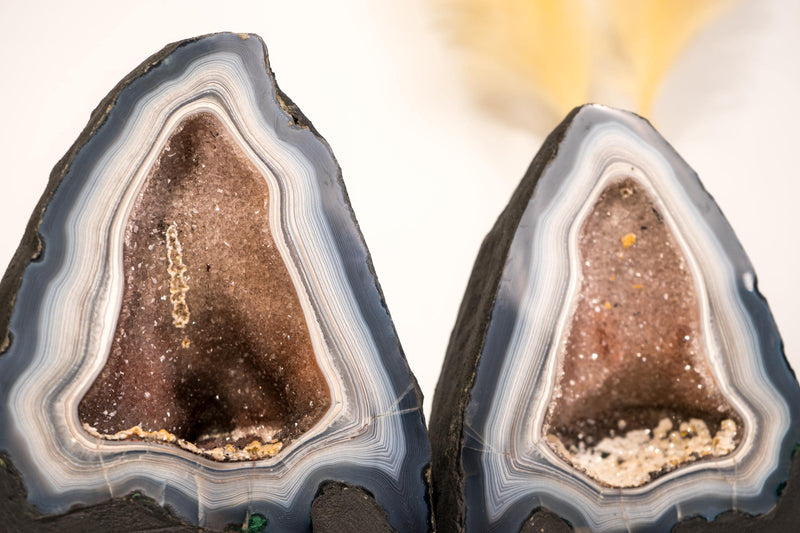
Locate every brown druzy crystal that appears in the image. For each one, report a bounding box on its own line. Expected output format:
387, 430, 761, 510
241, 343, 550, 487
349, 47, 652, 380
78, 112, 331, 455
544, 178, 741, 483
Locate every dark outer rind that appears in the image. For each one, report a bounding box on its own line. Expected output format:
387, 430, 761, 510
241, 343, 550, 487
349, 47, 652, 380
429, 103, 800, 532
3, 447, 404, 533
2, 449, 407, 533
0, 36, 199, 355
520, 446, 800, 533
428, 106, 581, 533
520, 508, 572, 533
671, 445, 800, 532
268, 46, 427, 424
0, 34, 215, 532
310, 481, 396, 533
0, 37, 202, 354
0, 32, 431, 532
0, 452, 200, 533
264, 38, 432, 531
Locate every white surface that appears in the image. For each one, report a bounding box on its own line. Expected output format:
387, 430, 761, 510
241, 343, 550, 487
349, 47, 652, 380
0, 1, 798, 420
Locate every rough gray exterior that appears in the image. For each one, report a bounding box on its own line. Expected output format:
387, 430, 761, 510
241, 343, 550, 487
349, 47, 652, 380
428, 107, 579, 533
0, 452, 199, 533
311, 482, 395, 533
0, 40, 186, 355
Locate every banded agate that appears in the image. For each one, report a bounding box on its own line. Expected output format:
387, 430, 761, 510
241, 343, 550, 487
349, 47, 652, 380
430, 105, 800, 531
0, 33, 429, 531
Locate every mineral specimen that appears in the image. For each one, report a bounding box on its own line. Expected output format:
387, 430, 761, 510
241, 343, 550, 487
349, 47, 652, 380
0, 33, 430, 531
430, 104, 800, 531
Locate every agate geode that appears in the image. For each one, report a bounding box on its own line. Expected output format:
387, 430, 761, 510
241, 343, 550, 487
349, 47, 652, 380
0, 33, 429, 531
430, 105, 800, 531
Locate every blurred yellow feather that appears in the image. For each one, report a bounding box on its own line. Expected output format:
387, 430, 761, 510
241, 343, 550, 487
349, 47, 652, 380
610, 0, 734, 116
437, 0, 736, 127
439, 0, 591, 122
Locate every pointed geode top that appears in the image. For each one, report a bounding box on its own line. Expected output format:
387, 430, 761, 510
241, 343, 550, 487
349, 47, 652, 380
0, 33, 430, 532
430, 104, 800, 532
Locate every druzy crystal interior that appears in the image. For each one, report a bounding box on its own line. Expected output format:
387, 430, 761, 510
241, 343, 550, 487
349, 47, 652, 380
430, 105, 800, 532
78, 111, 331, 459
0, 33, 429, 531
544, 177, 741, 488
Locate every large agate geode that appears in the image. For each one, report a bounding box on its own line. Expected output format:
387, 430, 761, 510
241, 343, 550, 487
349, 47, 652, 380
430, 105, 800, 531
0, 33, 429, 531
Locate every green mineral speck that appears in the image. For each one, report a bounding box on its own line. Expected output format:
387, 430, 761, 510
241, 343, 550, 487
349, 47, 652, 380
227, 514, 267, 533
246, 515, 267, 532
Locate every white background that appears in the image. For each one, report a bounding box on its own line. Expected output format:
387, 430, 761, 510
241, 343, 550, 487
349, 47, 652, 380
0, 1, 798, 419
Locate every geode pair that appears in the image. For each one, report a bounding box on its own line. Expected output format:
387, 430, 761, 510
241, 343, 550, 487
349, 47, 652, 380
0, 33, 798, 532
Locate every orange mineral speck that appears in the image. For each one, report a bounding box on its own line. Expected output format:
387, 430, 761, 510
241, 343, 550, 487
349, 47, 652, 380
544, 177, 741, 488
622, 233, 637, 248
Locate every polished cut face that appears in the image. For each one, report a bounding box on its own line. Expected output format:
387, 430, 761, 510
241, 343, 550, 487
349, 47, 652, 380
429, 105, 800, 532
0, 33, 430, 532
78, 112, 331, 459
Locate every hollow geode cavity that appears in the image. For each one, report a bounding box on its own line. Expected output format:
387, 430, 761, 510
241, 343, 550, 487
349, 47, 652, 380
0, 33, 429, 531
430, 105, 800, 532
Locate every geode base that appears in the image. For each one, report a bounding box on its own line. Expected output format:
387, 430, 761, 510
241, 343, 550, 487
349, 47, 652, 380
0, 451, 396, 533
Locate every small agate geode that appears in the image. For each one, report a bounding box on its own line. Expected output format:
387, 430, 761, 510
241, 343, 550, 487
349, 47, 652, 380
0, 33, 429, 531
430, 105, 800, 531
